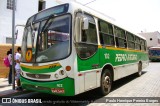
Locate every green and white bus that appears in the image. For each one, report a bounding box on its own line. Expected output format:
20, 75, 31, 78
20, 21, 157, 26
149, 47, 160, 61
20, 2, 149, 96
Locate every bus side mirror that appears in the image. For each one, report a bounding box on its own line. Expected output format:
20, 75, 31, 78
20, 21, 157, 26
82, 17, 89, 30
74, 16, 88, 43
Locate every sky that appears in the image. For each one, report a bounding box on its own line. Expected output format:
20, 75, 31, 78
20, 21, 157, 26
76, 0, 160, 33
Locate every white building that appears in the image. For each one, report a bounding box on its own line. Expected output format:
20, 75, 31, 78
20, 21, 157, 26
139, 31, 160, 48
0, 0, 59, 45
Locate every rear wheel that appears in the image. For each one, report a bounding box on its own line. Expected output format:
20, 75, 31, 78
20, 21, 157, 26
99, 69, 112, 96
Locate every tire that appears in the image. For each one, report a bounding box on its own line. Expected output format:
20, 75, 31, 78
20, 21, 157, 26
137, 62, 142, 77
99, 69, 112, 96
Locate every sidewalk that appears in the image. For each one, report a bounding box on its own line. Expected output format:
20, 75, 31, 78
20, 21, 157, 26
0, 78, 26, 97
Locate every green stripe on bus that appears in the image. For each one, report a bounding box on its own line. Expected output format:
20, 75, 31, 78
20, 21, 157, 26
21, 76, 75, 96
78, 48, 148, 71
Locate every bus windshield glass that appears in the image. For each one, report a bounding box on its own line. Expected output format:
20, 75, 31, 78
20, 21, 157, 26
149, 49, 160, 56
36, 14, 71, 62
21, 4, 71, 63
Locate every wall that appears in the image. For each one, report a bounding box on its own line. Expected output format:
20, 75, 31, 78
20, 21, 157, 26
145, 34, 158, 47
45, 0, 59, 8
0, 0, 38, 45
0, 0, 59, 78
15, 0, 38, 44
0, 0, 60, 45
0, 44, 20, 78
139, 31, 160, 47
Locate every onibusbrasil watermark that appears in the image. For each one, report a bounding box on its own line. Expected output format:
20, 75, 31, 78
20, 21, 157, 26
1, 97, 160, 104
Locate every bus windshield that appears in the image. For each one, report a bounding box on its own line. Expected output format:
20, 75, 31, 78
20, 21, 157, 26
21, 14, 71, 63
149, 49, 160, 56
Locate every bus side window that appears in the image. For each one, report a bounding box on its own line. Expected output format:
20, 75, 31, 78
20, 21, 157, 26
145, 41, 147, 51
98, 20, 114, 46
82, 30, 87, 42
140, 39, 146, 51
114, 26, 126, 48
75, 13, 98, 59
140, 39, 143, 51
81, 23, 97, 44
135, 36, 141, 50
126, 32, 135, 49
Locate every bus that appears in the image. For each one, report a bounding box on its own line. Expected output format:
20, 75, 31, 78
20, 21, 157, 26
20, 2, 149, 96
149, 47, 160, 61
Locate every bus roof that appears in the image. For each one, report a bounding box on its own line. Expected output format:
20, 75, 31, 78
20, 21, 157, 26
68, 2, 146, 40
149, 46, 160, 49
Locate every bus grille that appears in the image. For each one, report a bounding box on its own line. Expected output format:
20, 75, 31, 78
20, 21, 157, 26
26, 73, 51, 79
25, 84, 50, 91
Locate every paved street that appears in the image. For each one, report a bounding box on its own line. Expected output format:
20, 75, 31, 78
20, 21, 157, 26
0, 62, 160, 106
89, 62, 160, 106
105, 62, 160, 97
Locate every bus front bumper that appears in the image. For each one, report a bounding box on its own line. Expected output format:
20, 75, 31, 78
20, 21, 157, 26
20, 76, 75, 96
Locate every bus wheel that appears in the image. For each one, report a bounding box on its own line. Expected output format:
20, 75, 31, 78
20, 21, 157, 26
99, 69, 112, 96
137, 62, 142, 77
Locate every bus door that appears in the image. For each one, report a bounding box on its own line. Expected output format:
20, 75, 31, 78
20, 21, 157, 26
75, 12, 100, 92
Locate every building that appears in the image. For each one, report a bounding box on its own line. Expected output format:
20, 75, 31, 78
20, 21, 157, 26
139, 31, 160, 48
0, 0, 59, 45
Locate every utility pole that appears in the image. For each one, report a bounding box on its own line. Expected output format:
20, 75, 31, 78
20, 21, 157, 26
12, 0, 15, 90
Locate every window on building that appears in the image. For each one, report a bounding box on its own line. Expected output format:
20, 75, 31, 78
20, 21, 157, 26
114, 26, 126, 48
6, 37, 16, 44
99, 20, 114, 46
7, 0, 16, 10
38, 0, 46, 11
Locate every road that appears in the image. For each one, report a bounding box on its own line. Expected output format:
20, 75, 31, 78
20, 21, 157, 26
1, 62, 160, 106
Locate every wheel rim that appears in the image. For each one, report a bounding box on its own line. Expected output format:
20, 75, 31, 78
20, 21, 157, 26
102, 75, 111, 93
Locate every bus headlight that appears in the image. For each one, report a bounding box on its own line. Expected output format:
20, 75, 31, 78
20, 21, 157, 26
54, 73, 59, 79
59, 70, 64, 75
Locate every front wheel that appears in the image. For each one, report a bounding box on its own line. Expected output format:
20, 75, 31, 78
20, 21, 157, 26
99, 69, 112, 96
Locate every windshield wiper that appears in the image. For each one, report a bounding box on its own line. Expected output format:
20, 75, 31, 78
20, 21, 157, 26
41, 14, 56, 32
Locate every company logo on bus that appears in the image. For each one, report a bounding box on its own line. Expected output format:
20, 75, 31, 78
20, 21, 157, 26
35, 74, 39, 78
25, 49, 32, 62
51, 88, 65, 94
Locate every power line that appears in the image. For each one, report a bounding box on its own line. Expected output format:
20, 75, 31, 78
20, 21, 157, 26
83, 0, 96, 6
